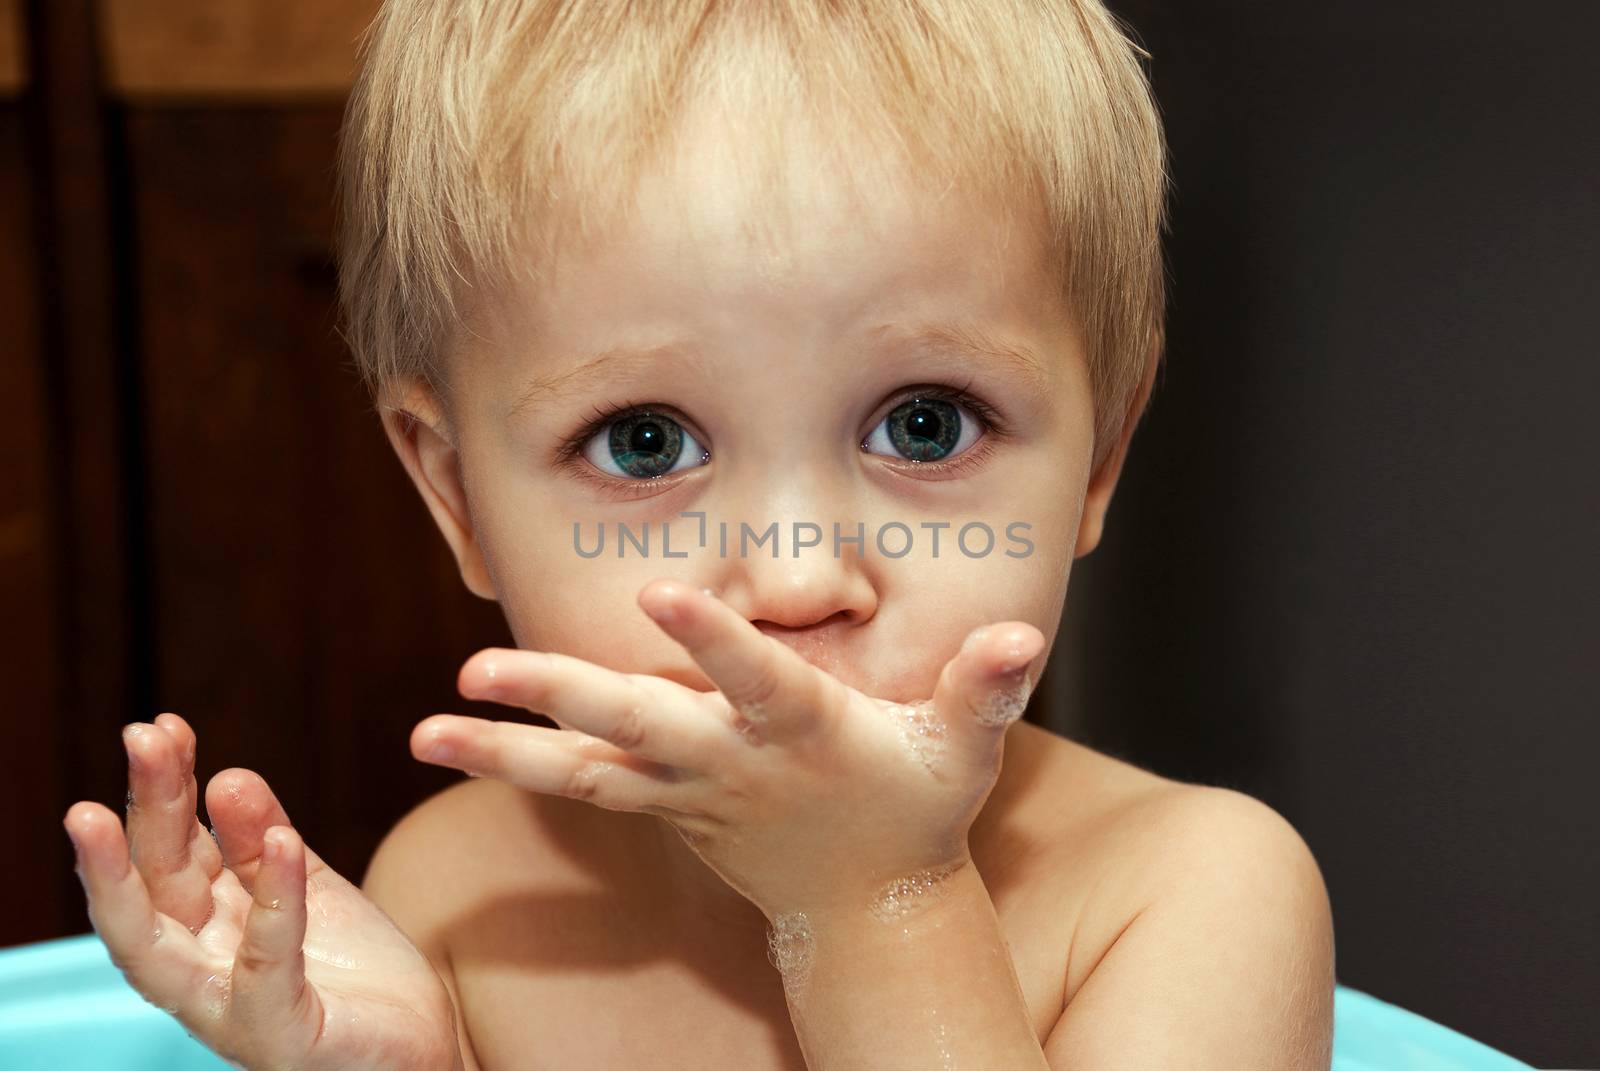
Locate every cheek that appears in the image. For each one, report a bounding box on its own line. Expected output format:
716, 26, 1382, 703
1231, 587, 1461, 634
938, 551, 1067, 633
1008, 450, 1089, 595
873, 549, 1067, 697
466, 451, 706, 668
496, 553, 704, 674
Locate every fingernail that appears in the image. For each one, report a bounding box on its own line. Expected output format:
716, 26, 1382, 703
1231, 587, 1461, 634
263, 833, 281, 863
998, 649, 1035, 675
122, 724, 144, 767
428, 740, 457, 764
997, 633, 1043, 674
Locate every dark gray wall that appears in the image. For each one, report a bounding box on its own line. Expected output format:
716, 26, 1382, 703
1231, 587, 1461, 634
1048, 2, 1599, 1065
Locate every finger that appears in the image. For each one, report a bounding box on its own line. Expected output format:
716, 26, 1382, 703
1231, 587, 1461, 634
150, 713, 198, 820
152, 712, 227, 885
636, 579, 843, 740
934, 622, 1047, 738
63, 801, 214, 1019
204, 769, 334, 896
230, 825, 323, 1059
123, 721, 217, 934
457, 648, 725, 768
412, 715, 710, 820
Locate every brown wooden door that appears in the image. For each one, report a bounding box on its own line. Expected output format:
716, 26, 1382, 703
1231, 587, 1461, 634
4, 0, 510, 949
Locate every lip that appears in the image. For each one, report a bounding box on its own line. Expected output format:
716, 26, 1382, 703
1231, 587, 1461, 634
755, 619, 850, 671
651, 625, 923, 702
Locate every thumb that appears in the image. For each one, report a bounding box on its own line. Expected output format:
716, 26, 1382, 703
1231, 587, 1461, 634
228, 825, 323, 1062
935, 622, 1047, 739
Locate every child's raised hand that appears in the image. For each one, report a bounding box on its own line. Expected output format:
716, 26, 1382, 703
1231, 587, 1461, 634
416, 579, 1045, 922
62, 714, 461, 1071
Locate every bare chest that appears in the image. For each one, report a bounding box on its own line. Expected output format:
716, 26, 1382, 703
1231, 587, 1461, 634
441, 725, 1160, 1070
451, 884, 1076, 1071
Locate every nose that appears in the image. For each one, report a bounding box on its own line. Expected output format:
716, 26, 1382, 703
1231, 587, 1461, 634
702, 479, 880, 670
718, 536, 877, 628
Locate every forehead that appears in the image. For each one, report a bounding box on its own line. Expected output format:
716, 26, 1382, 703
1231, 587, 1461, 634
476, 91, 1064, 365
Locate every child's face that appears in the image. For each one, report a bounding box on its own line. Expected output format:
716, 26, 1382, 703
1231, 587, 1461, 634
387, 102, 1141, 704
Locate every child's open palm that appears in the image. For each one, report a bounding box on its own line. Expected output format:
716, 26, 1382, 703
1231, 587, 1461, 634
61, 714, 460, 1071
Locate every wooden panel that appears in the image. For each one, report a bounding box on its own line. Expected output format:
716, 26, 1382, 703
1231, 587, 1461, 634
99, 0, 379, 101
0, 0, 23, 97
123, 107, 510, 880
0, 102, 65, 946
25, 0, 139, 945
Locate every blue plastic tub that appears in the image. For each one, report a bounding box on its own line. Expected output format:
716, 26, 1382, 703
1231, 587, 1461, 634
1, 932, 1538, 1069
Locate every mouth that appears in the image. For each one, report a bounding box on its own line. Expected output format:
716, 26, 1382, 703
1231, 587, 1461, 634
653, 628, 919, 704
755, 623, 843, 676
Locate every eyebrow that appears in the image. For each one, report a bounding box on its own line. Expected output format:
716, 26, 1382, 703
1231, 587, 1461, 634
506, 322, 1052, 420
879, 322, 1052, 390
508, 344, 688, 419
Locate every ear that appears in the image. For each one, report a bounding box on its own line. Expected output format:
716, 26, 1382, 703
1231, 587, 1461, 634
378, 380, 498, 600
1074, 326, 1163, 560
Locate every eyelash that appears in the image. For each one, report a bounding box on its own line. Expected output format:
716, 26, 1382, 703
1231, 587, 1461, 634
553, 379, 1009, 497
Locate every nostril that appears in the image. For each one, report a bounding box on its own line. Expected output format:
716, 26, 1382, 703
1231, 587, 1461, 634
752, 608, 855, 635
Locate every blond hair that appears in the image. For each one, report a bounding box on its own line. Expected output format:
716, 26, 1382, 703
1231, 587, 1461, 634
336, 0, 1171, 472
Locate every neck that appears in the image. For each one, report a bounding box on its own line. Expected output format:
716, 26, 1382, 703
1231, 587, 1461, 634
648, 814, 773, 935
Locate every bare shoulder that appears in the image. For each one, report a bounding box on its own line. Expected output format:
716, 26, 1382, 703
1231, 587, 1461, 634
361, 777, 543, 1071
1006, 721, 1325, 886
361, 773, 632, 944
1012, 730, 1336, 1066
1082, 766, 1331, 923
1130, 779, 1337, 984
1001, 724, 1333, 1008
361, 777, 502, 907
360, 775, 569, 916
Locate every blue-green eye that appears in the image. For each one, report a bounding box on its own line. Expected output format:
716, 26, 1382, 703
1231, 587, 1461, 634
863, 395, 983, 462
579, 409, 708, 479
